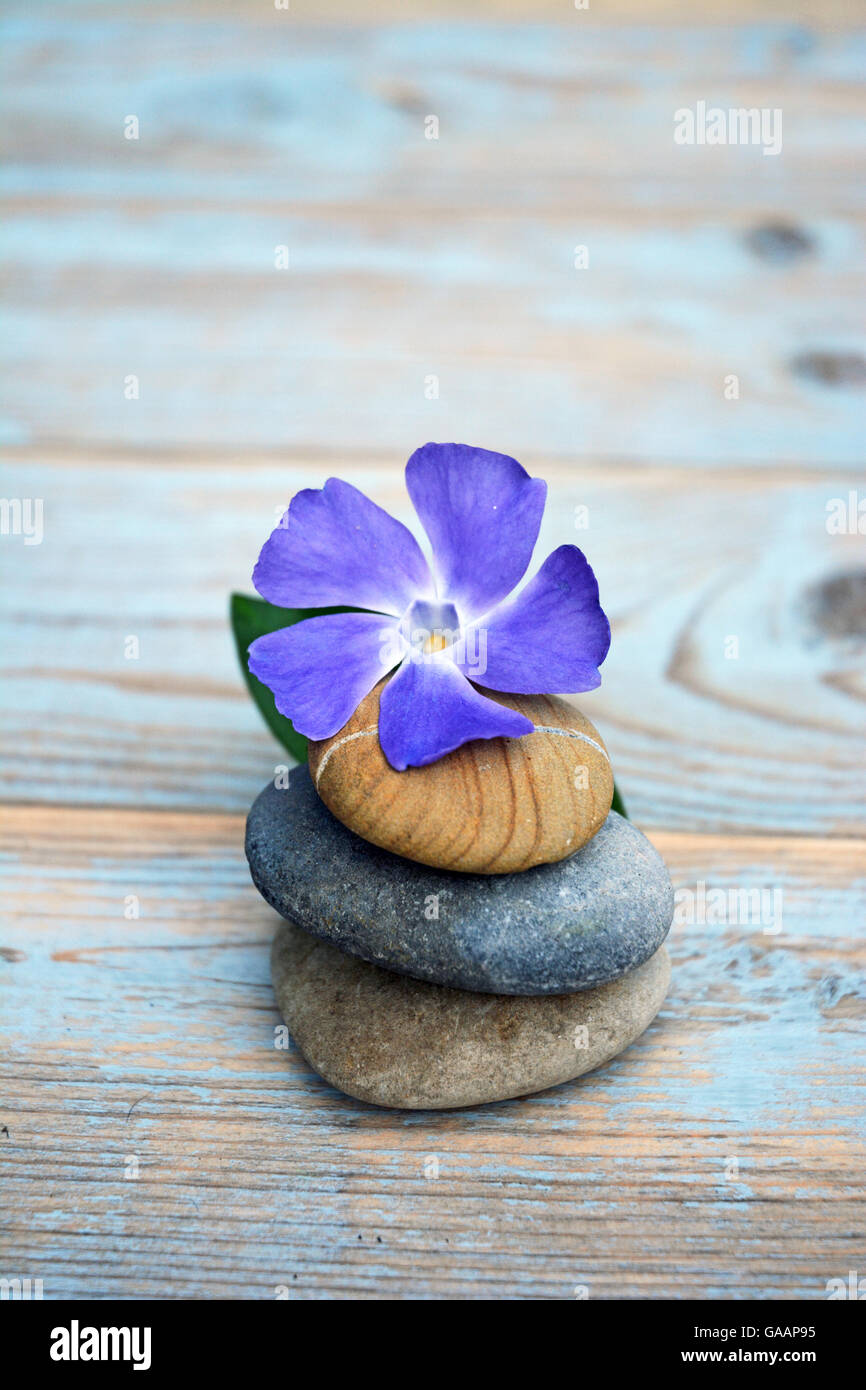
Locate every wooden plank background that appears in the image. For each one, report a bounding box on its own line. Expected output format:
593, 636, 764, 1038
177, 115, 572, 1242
1, 0, 864, 1299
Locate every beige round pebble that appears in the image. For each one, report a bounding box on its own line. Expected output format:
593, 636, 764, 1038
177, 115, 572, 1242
271, 923, 670, 1110
307, 679, 614, 874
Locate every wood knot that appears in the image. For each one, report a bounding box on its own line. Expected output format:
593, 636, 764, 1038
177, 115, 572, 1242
744, 221, 814, 265
790, 351, 866, 387
803, 570, 866, 640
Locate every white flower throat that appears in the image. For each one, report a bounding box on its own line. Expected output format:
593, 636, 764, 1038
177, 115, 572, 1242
401, 598, 462, 657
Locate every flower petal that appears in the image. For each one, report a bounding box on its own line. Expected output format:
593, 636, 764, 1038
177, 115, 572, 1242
462, 545, 610, 693
405, 443, 547, 620
253, 478, 433, 615
249, 612, 400, 741
378, 654, 533, 770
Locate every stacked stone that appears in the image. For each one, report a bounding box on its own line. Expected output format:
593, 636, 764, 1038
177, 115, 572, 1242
246, 681, 674, 1110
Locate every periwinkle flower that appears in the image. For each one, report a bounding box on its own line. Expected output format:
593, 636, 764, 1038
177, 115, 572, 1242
249, 443, 610, 770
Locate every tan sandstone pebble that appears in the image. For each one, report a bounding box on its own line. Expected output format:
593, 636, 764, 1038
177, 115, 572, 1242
271, 922, 670, 1110
307, 679, 614, 874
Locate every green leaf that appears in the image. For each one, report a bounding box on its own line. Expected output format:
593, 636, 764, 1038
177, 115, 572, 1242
230, 593, 351, 763
611, 780, 629, 819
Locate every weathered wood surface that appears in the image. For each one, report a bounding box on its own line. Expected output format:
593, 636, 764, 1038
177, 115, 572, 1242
2, 9, 865, 461
1, 807, 864, 1299
3, 456, 863, 835
1, 0, 865, 1300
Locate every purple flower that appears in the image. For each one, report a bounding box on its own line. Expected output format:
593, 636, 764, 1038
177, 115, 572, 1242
249, 443, 610, 770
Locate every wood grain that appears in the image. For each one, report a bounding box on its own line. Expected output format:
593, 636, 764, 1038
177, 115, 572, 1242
309, 682, 613, 873
2, 13, 864, 462
2, 0, 864, 1301
1, 804, 864, 1299
3, 455, 863, 836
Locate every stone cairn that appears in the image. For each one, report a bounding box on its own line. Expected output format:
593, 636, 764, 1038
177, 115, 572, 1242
246, 679, 673, 1109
